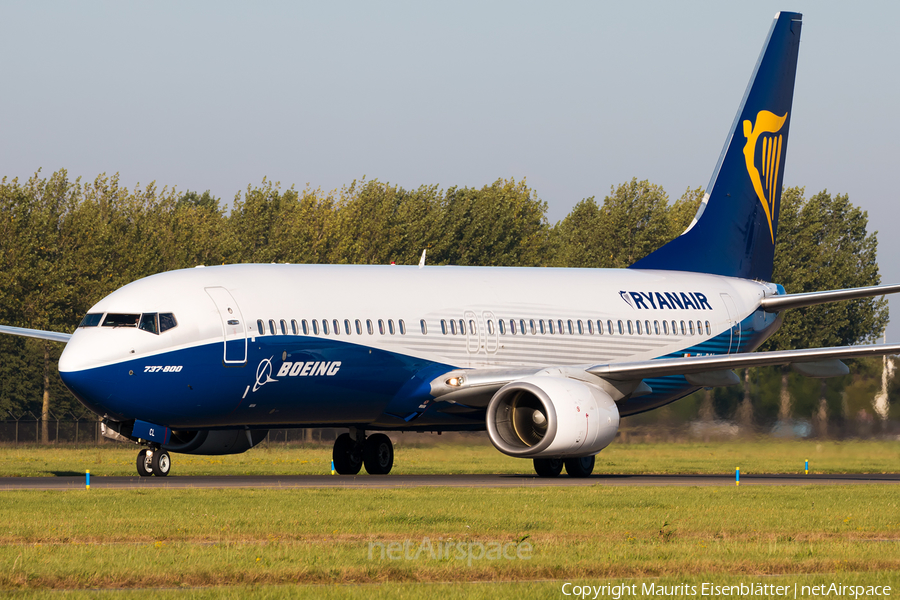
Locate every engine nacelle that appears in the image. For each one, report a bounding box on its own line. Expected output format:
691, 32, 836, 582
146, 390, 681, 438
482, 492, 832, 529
163, 429, 269, 455
486, 376, 620, 458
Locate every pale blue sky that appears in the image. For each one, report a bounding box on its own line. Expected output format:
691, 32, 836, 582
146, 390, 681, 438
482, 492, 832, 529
3, 1, 899, 339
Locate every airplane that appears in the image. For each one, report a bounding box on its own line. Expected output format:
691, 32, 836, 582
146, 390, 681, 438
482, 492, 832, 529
3, 11, 899, 479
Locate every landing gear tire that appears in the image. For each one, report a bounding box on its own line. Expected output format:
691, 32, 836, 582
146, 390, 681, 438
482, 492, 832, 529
332, 433, 363, 475
151, 450, 171, 477
533, 458, 564, 477
363, 433, 394, 475
136, 449, 153, 477
564, 455, 595, 478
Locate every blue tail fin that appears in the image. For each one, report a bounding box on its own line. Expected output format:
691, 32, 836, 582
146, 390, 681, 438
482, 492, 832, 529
630, 11, 802, 282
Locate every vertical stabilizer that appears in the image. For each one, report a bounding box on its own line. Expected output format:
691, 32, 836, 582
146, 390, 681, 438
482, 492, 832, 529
630, 12, 802, 281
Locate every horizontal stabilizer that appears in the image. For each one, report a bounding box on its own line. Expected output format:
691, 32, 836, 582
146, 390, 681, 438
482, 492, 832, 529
0, 325, 72, 344
761, 283, 900, 312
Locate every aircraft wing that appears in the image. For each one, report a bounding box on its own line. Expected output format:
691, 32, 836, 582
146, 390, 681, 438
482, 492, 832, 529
0, 325, 72, 344
587, 343, 900, 381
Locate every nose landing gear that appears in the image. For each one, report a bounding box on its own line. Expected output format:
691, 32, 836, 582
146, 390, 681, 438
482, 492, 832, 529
332, 429, 394, 475
136, 448, 171, 477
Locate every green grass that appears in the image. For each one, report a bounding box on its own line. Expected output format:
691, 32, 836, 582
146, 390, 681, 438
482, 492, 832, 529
0, 439, 898, 477
1, 485, 898, 592
2, 441, 899, 597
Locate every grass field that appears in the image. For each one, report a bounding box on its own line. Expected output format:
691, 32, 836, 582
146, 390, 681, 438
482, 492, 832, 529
2, 440, 898, 597
1, 438, 899, 477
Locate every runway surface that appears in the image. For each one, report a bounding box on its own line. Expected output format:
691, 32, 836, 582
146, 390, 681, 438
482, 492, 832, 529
2, 473, 899, 490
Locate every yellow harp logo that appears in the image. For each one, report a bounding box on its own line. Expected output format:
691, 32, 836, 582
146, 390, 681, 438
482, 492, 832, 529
742, 110, 787, 244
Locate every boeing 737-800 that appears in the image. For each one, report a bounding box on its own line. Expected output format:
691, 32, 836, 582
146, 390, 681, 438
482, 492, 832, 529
3, 11, 899, 478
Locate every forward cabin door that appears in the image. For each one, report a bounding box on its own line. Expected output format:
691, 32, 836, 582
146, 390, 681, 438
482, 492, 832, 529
205, 287, 248, 366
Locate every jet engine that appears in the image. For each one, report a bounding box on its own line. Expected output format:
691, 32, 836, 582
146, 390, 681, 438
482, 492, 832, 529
163, 429, 269, 455
486, 376, 619, 458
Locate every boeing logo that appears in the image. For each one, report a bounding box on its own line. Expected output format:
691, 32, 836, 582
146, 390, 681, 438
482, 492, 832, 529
277, 361, 342, 377
619, 291, 713, 311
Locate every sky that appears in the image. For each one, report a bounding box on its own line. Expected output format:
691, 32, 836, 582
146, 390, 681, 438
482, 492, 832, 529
2, 1, 899, 339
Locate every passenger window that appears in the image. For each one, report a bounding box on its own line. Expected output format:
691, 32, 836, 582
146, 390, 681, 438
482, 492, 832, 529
79, 313, 104, 328
672, 320, 678, 335
291, 320, 299, 335
509, 320, 517, 335
520, 319, 526, 334
609, 320, 615, 335
705, 321, 711, 335
469, 319, 476, 335
399, 320, 406, 335
367, 319, 374, 335
441, 319, 447, 335
344, 319, 352, 335
680, 321, 686, 335
257, 319, 265, 335
420, 319, 427, 335
559, 319, 565, 334
634, 320, 641, 335
459, 319, 466, 335
529, 319, 536, 335
654, 320, 660, 335
322, 320, 329, 335
139, 313, 158, 335
586, 320, 593, 335
645, 320, 651, 335
356, 319, 363, 335
697, 321, 703, 336
548, 320, 554, 335
575, 320, 581, 335
378, 319, 385, 335
539, 320, 546, 335
450, 320, 457, 335
312, 320, 319, 335
497, 320, 504, 335
618, 320, 624, 335
663, 320, 669, 335
268, 320, 276, 335
280, 320, 287, 335
333, 319, 340, 335
689, 321, 695, 335
388, 320, 395, 335
302, 320, 309, 335
487, 320, 495, 335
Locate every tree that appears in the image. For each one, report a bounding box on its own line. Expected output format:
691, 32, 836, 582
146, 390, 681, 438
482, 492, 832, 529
760, 188, 887, 430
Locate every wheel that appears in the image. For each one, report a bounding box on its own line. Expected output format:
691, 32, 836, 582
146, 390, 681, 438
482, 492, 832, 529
332, 433, 363, 475
533, 458, 564, 477
363, 433, 394, 475
136, 449, 153, 477
150, 450, 171, 477
564, 455, 595, 478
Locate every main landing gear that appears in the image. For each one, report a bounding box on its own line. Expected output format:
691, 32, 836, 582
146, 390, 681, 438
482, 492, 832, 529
332, 430, 394, 475
136, 448, 171, 477
533, 455, 595, 478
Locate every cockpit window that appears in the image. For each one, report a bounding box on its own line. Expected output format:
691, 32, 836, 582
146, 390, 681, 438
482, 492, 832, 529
102, 314, 140, 328
139, 313, 158, 334
79, 313, 103, 328
159, 313, 177, 333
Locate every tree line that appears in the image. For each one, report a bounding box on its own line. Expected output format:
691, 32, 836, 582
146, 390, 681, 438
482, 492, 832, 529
0, 169, 893, 440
